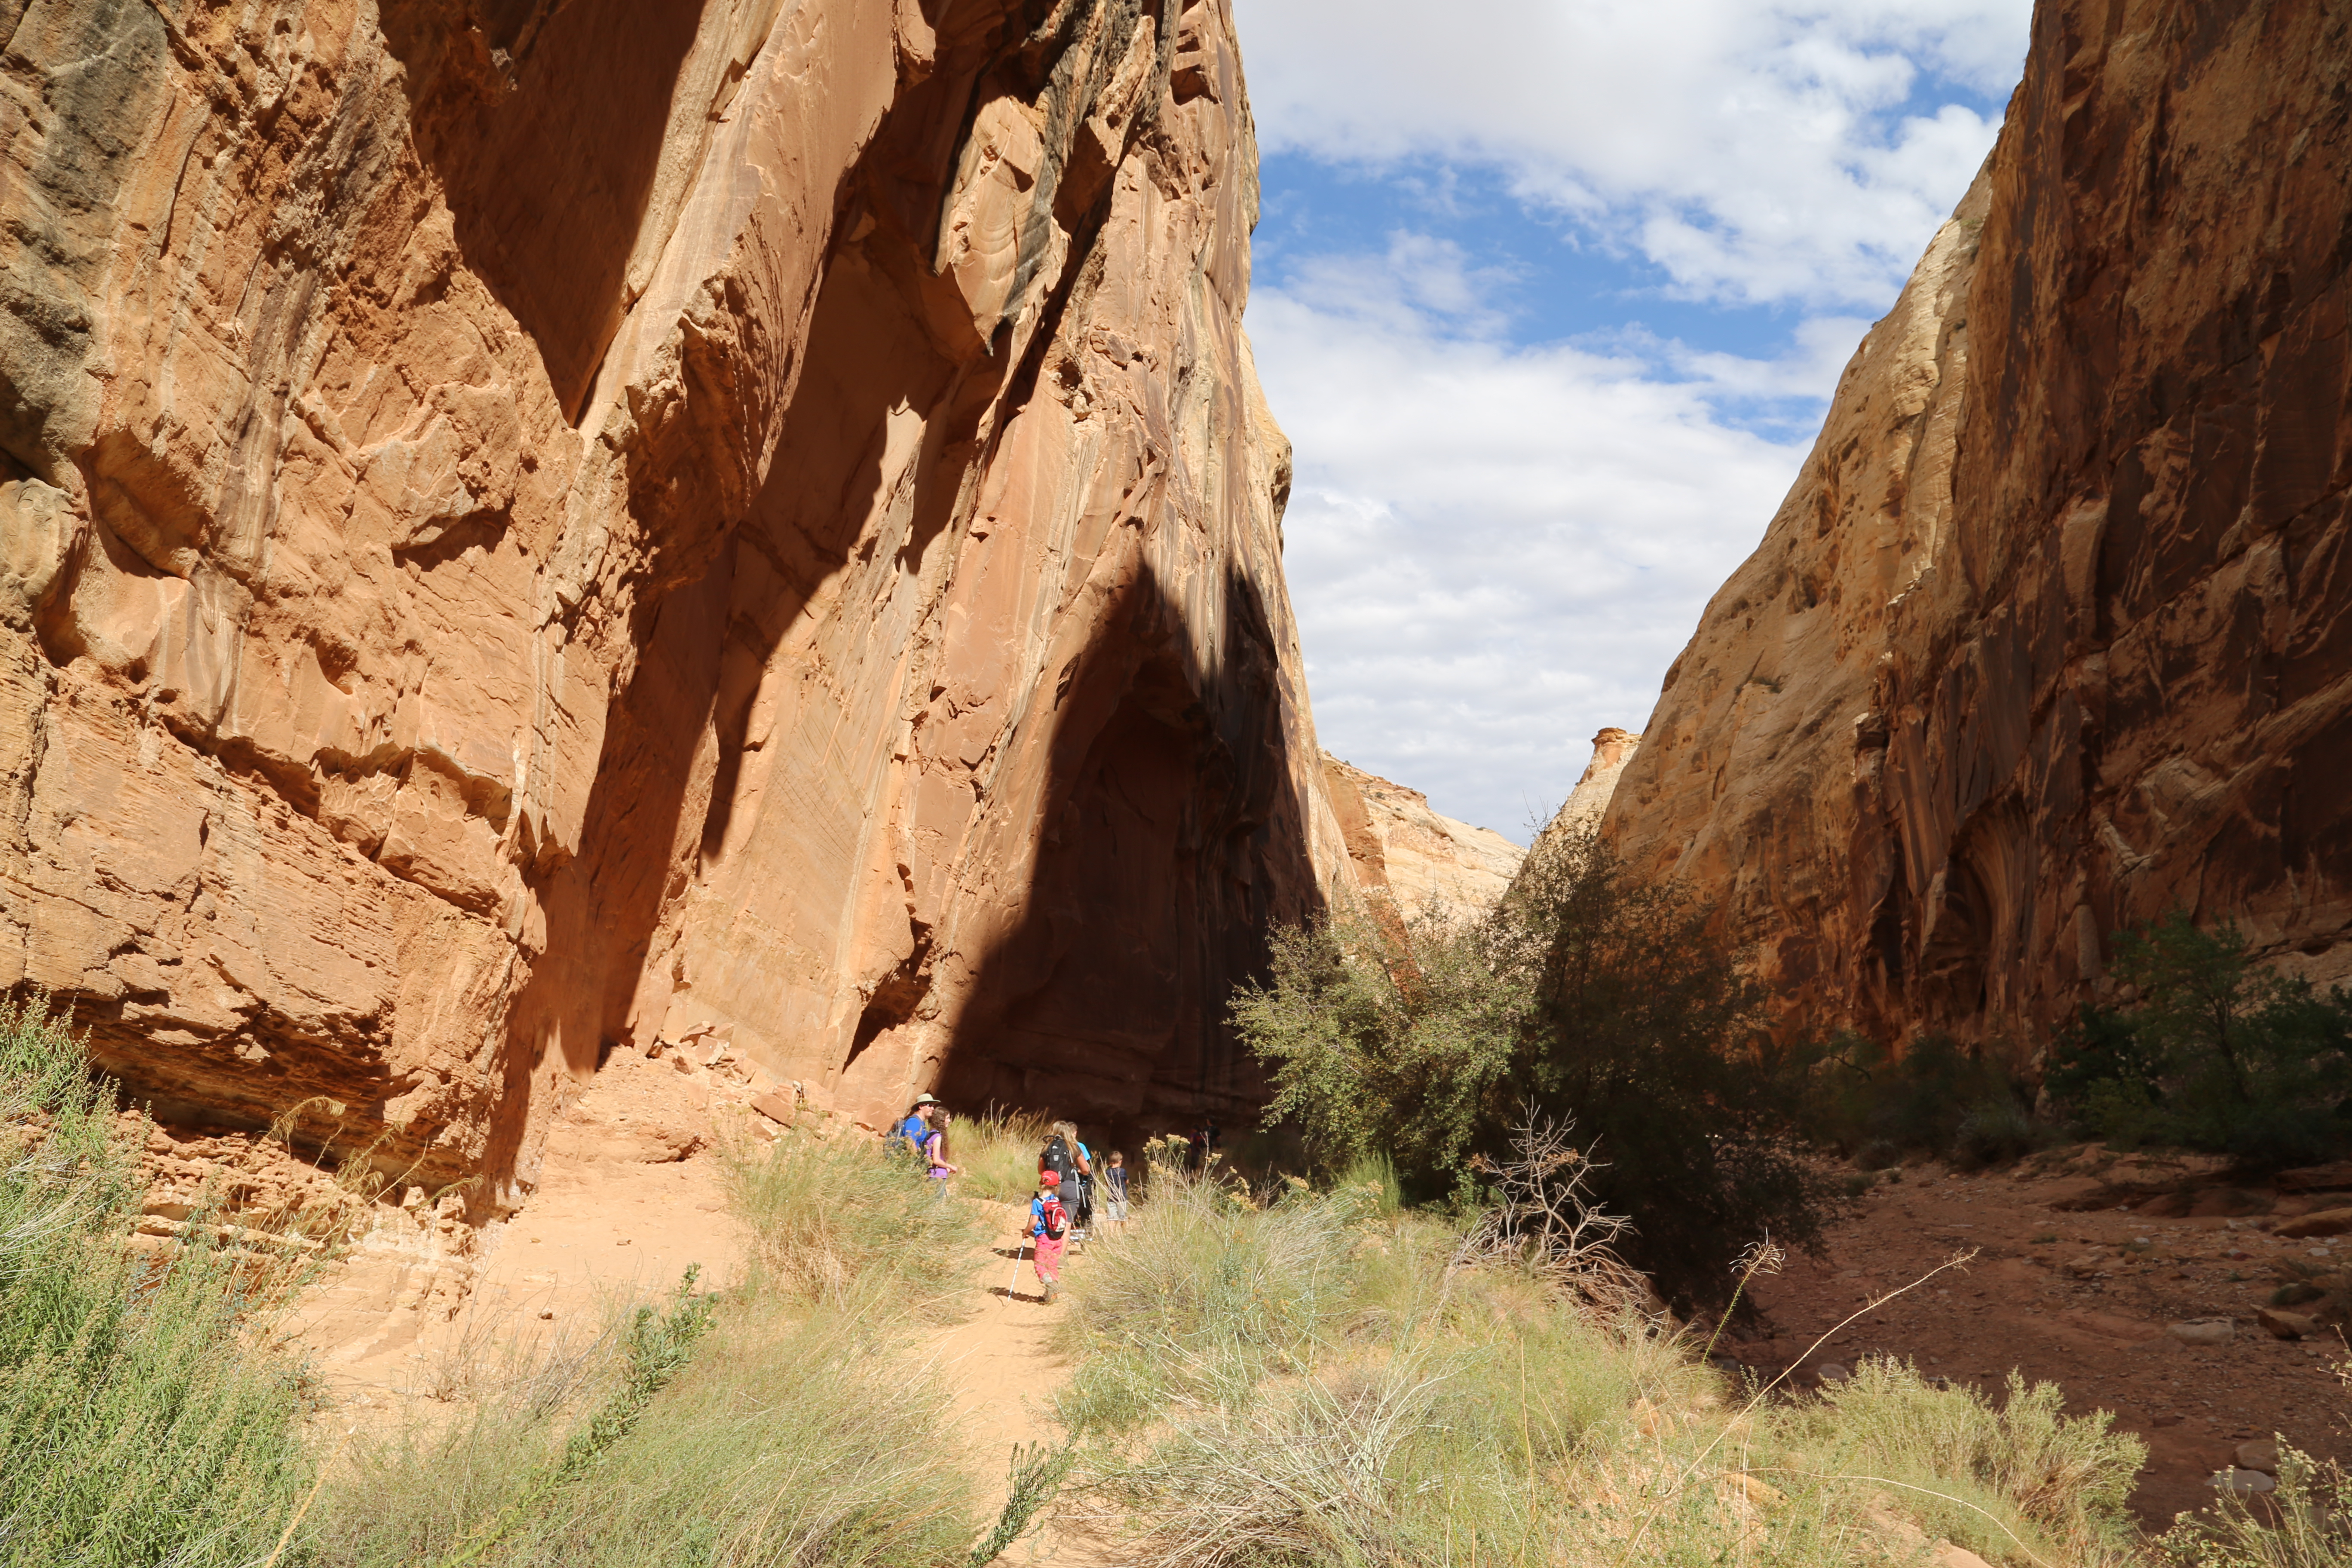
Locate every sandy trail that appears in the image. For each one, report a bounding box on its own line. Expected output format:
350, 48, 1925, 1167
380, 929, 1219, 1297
919, 1197, 1124, 1563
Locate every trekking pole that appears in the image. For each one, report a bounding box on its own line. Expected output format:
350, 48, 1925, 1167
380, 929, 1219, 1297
1008, 1236, 1026, 1299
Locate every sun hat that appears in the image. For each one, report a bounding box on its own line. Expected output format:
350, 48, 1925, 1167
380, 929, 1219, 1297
911, 1093, 941, 1106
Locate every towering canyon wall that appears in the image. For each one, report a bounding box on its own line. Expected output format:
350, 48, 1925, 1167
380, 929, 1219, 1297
1606, 0, 2352, 1050
0, 0, 1347, 1207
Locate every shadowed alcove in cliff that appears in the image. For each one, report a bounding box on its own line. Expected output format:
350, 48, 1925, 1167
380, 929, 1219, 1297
929, 556, 1324, 1138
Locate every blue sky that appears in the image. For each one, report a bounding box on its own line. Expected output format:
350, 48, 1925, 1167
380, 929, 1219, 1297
1236, 0, 2033, 840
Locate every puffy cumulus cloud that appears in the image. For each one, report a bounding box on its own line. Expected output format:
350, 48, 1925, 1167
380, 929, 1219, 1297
1234, 0, 2028, 306
1250, 236, 1831, 837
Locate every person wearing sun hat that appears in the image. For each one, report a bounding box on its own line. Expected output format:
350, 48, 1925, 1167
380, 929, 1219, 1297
891, 1093, 941, 1162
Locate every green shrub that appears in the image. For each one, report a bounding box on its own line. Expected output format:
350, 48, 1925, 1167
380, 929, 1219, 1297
1231, 825, 1830, 1311
1051, 1168, 1378, 1435
1807, 1031, 2059, 1170
0, 995, 315, 1568
943, 1108, 1050, 1204
2047, 913, 2352, 1164
2157, 1442, 2352, 1568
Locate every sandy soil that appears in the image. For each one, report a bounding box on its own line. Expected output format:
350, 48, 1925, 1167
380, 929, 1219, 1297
1726, 1150, 2347, 1529
290, 1047, 757, 1407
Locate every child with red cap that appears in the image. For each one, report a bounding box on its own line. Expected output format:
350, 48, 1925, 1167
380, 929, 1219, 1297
1027, 1170, 1071, 1304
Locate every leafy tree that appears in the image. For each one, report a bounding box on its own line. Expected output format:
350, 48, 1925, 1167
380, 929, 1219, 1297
2046, 912, 2352, 1164
1232, 827, 1829, 1311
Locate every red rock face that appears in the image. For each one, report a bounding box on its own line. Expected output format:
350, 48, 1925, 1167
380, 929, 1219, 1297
0, 0, 1349, 1207
1607, 0, 2352, 1049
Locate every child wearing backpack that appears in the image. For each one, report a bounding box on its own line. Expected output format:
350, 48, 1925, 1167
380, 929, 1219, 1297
1028, 1170, 1071, 1303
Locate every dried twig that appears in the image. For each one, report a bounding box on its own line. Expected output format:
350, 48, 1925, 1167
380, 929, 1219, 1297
1446, 1107, 1646, 1315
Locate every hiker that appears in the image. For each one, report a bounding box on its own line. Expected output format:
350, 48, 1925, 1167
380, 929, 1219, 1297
1071, 1129, 1098, 1242
1040, 1121, 1092, 1241
1102, 1149, 1130, 1229
890, 1093, 940, 1161
1028, 1170, 1071, 1303
918, 1105, 960, 1184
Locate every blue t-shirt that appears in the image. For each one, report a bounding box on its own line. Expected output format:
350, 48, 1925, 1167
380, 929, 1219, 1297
896, 1115, 927, 1151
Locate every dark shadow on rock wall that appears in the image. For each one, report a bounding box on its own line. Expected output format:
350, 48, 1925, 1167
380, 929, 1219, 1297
936, 558, 1325, 1139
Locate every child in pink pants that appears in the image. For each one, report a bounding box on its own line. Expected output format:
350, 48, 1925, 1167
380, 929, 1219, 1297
1029, 1170, 1070, 1303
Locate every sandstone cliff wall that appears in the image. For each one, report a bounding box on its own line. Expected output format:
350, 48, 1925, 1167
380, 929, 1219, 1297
1606, 0, 2352, 1049
0, 0, 1347, 1205
1320, 753, 1521, 920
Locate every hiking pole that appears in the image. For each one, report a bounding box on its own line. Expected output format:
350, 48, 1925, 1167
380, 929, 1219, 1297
1008, 1236, 1025, 1299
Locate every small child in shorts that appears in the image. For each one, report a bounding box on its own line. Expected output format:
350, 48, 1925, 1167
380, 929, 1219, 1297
1103, 1150, 1130, 1228
1029, 1170, 1070, 1303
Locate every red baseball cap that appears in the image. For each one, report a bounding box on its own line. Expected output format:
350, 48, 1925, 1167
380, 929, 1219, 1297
1040, 1171, 1061, 1187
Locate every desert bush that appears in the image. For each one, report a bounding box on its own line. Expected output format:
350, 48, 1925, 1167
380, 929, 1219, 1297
2047, 913, 2352, 1164
2156, 1442, 2352, 1568
1810, 1032, 2061, 1170
722, 1120, 978, 1308
0, 994, 315, 1568
1051, 1164, 1376, 1434
1232, 824, 1830, 1310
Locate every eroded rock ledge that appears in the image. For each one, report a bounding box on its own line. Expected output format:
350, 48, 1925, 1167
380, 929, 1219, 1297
0, 0, 1352, 1207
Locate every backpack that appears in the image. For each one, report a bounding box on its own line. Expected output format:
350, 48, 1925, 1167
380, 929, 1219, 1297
890, 1115, 925, 1160
1041, 1133, 1078, 1183
1034, 1193, 1069, 1241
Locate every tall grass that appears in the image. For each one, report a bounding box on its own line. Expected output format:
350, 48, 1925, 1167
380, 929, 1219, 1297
723, 1119, 980, 1308
1059, 1158, 2147, 1568
0, 995, 316, 1567
947, 1109, 1050, 1204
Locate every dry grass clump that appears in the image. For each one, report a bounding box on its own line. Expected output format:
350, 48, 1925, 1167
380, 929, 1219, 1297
1058, 1135, 2146, 1568
948, 1108, 1052, 1203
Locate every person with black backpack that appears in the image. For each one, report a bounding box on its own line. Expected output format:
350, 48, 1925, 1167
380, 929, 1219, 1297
1039, 1121, 1093, 1247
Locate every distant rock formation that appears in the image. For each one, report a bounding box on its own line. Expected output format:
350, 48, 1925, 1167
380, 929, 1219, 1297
1606, 0, 2352, 1048
1538, 728, 1641, 845
0, 0, 1350, 1204
1321, 754, 1522, 921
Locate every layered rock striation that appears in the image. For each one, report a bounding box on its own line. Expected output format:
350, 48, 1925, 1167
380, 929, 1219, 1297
1606, 0, 2352, 1048
1, 0, 1345, 1204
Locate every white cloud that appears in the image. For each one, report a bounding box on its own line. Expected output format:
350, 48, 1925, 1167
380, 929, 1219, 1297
1234, 0, 2028, 306
1250, 237, 1827, 837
